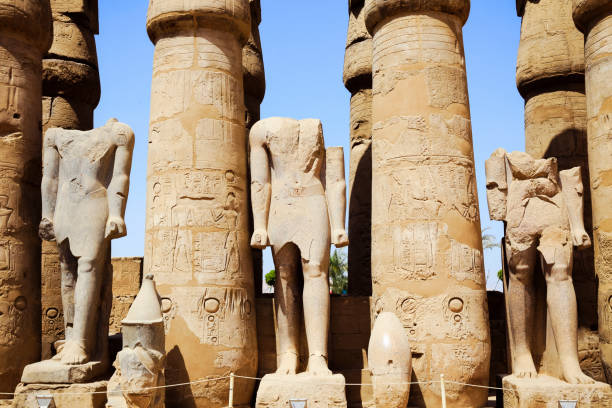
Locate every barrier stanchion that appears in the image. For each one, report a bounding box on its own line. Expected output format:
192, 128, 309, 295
228, 372, 235, 408
440, 374, 447, 408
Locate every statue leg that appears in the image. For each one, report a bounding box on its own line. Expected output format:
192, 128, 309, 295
53, 241, 77, 360
61, 246, 107, 365
507, 239, 538, 378
272, 243, 300, 374
540, 229, 595, 384
302, 248, 331, 376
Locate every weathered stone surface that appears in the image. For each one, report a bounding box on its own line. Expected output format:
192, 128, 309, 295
516, 0, 603, 381
344, 0, 372, 296
109, 257, 142, 336
144, 1, 258, 407
0, 0, 52, 396
21, 359, 107, 384
363, 0, 491, 405
40, 0, 100, 361
250, 118, 348, 381
502, 375, 611, 408
14, 381, 107, 408
255, 373, 347, 408
573, 0, 612, 383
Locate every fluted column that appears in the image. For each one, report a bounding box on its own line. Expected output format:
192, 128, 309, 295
0, 0, 51, 395
344, 0, 373, 296
364, 1, 490, 406
145, 1, 257, 406
40, 0, 100, 361
573, 0, 612, 383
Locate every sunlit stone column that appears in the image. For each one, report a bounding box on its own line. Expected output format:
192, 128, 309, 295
145, 1, 258, 406
0, 0, 51, 395
364, 1, 491, 405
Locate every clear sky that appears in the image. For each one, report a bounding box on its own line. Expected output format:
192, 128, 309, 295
96, 1, 526, 290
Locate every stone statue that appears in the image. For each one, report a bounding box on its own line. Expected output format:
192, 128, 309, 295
107, 274, 166, 408
22, 118, 134, 383
251, 117, 349, 407
486, 148, 593, 384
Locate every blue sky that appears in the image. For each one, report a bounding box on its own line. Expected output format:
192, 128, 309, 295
96, 1, 525, 290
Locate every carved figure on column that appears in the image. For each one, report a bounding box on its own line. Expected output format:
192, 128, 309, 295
22, 119, 134, 383
250, 117, 349, 407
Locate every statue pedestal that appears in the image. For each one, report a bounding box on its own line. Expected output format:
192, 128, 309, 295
255, 373, 347, 408
21, 359, 108, 384
13, 381, 107, 408
502, 375, 612, 407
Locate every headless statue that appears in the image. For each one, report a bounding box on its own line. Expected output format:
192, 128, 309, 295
250, 117, 348, 375
39, 118, 134, 366
486, 149, 594, 384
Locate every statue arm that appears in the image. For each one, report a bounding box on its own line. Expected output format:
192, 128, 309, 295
560, 166, 591, 249
106, 126, 135, 239
249, 122, 271, 249
325, 147, 348, 247
40, 130, 59, 240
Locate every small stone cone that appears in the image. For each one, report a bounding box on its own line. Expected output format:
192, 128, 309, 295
122, 274, 162, 325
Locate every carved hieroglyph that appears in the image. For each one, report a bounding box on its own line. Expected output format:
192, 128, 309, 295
107, 275, 166, 408
144, 1, 258, 407
242, 0, 265, 295
0, 0, 52, 395
516, 0, 604, 381
249, 117, 349, 407
344, 0, 373, 296
363, 1, 491, 406
573, 0, 612, 383
21, 119, 134, 384
41, 0, 101, 361
487, 149, 601, 388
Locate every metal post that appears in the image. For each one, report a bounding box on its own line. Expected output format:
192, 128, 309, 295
228, 372, 235, 408
440, 374, 447, 408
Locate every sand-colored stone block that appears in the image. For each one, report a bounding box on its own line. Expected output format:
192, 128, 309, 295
13, 381, 107, 408
256, 373, 347, 408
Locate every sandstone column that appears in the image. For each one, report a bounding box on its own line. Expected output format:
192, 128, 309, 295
343, 0, 373, 296
0, 0, 51, 395
516, 0, 604, 381
364, 1, 491, 406
243, 0, 265, 296
145, 1, 257, 407
573, 0, 612, 383
40, 0, 100, 360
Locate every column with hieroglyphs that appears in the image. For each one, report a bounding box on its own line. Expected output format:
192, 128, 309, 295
343, 0, 373, 296
573, 0, 612, 383
0, 0, 52, 395
516, 0, 604, 381
145, 1, 258, 407
364, 1, 491, 406
40, 0, 101, 361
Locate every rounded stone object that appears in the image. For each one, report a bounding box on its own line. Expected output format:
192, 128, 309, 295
0, 0, 52, 50
573, 0, 612, 32
364, 0, 470, 34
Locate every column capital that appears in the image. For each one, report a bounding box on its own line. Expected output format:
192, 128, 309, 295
573, 0, 612, 33
147, 0, 251, 45
364, 0, 470, 35
0, 0, 52, 52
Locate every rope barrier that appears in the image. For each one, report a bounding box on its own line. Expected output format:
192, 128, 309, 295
0, 373, 519, 397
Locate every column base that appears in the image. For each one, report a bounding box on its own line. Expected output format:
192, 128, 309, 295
502, 374, 612, 407
256, 373, 347, 408
13, 381, 107, 408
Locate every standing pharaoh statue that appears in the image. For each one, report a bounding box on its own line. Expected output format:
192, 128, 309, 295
486, 149, 594, 384
22, 118, 134, 383
250, 117, 349, 407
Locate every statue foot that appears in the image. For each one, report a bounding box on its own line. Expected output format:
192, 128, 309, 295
564, 369, 595, 385
52, 341, 66, 361
307, 355, 331, 376
275, 352, 298, 375
513, 354, 537, 378
60, 341, 89, 365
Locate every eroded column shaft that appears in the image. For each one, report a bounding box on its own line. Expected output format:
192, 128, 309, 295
573, 0, 612, 382
40, 0, 100, 361
0, 0, 51, 394
517, 0, 603, 381
344, 0, 373, 296
364, 1, 491, 406
145, 1, 257, 406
